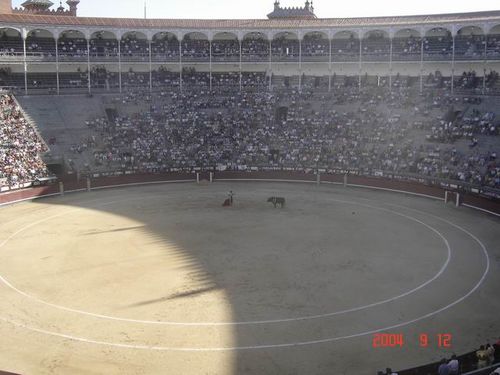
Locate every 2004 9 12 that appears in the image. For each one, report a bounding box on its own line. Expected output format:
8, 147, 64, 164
373, 333, 452, 348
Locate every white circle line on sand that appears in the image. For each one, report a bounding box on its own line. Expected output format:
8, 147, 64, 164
0, 194, 452, 326
0, 215, 489, 351
0, 192, 490, 350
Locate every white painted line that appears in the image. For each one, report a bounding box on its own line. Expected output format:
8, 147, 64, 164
215, 178, 316, 184
90, 179, 195, 191
0, 179, 196, 208
0, 192, 62, 208
0, 195, 452, 326
0, 183, 491, 351
462, 204, 500, 218
347, 183, 444, 201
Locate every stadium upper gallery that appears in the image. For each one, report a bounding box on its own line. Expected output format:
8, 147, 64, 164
0, 0, 500, 374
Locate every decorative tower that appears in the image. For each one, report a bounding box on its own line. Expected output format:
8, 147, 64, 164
0, 0, 12, 14
267, 0, 316, 19
66, 0, 79, 16
21, 0, 54, 13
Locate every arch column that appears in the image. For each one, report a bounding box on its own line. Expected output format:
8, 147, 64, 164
358, 30, 363, 91
148, 38, 152, 93
420, 31, 424, 93
22, 29, 27, 95
483, 29, 488, 95
209, 37, 213, 91
328, 36, 332, 92
87, 37, 91, 95
179, 35, 183, 92
298, 34, 303, 91
268, 37, 272, 91
118, 36, 122, 93
389, 33, 393, 91
238, 36, 242, 92
451, 34, 455, 95
55, 37, 60, 95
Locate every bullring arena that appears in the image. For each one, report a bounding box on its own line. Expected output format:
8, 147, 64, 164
0, 176, 499, 375
1, 0, 500, 373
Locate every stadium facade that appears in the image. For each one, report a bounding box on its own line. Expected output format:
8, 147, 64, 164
0, 0, 499, 95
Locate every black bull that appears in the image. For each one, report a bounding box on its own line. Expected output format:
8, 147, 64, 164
267, 197, 286, 208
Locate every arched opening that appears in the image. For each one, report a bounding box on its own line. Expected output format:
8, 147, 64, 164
58, 65, 89, 93
302, 31, 329, 62
120, 31, 149, 62
58, 30, 87, 61
0, 28, 23, 58
0, 66, 23, 92
90, 65, 119, 91
26, 29, 56, 61
272, 32, 299, 62
151, 32, 179, 62
242, 32, 269, 62
455, 26, 485, 60
424, 27, 453, 61
212, 32, 239, 62
331, 30, 360, 62
90, 31, 118, 61
362, 30, 390, 61
182, 32, 209, 62
487, 24, 500, 59
392, 29, 421, 61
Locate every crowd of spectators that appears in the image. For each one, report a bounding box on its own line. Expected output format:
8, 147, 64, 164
58, 36, 87, 59
381, 337, 500, 375
90, 37, 118, 59
0, 93, 48, 188
2, 30, 500, 62
73, 83, 499, 189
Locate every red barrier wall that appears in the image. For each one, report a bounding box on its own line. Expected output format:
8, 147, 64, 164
1, 172, 499, 216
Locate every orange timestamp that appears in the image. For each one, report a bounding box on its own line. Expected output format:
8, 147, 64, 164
372, 333, 452, 348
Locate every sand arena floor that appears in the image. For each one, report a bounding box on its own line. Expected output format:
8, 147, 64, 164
0, 181, 499, 375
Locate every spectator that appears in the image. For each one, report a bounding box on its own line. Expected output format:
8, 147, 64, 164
448, 354, 459, 375
487, 344, 496, 365
438, 358, 450, 375
477, 345, 489, 368
494, 338, 500, 363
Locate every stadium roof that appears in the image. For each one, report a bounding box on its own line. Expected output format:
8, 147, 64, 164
0, 10, 499, 30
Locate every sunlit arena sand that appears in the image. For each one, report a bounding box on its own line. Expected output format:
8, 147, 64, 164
0, 182, 498, 375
